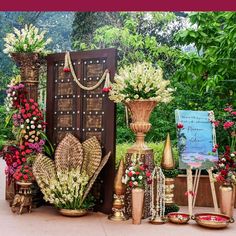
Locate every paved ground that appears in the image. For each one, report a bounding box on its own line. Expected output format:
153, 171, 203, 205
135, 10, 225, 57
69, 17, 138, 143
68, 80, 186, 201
0, 159, 235, 236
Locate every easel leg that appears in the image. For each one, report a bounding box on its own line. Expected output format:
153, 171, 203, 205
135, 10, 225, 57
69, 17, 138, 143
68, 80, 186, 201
187, 168, 193, 216
193, 169, 201, 208
208, 168, 219, 213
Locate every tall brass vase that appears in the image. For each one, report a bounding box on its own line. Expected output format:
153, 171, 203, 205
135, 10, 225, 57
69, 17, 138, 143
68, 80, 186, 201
219, 183, 235, 222
125, 100, 157, 218
11, 53, 41, 101
132, 188, 144, 224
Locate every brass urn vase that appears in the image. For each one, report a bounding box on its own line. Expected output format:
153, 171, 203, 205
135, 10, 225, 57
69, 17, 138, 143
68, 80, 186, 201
132, 187, 145, 224
125, 100, 157, 152
219, 182, 235, 222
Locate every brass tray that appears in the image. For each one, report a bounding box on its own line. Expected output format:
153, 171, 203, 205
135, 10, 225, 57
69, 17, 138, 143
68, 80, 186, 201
193, 212, 230, 229
59, 209, 87, 217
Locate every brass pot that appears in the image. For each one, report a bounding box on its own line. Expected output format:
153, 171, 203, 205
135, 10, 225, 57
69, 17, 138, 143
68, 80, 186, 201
59, 208, 87, 217
219, 183, 235, 221
125, 100, 157, 151
132, 188, 144, 224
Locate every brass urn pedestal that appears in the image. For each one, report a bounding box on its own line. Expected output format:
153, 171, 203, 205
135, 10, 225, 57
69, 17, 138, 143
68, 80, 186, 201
11, 182, 33, 214
124, 100, 156, 219
11, 53, 41, 101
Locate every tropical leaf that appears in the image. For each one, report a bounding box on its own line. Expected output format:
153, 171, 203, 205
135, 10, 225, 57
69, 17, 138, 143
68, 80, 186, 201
81, 136, 102, 178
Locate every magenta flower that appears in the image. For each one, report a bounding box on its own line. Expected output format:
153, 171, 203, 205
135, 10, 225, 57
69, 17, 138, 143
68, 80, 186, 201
223, 121, 234, 130
224, 106, 233, 112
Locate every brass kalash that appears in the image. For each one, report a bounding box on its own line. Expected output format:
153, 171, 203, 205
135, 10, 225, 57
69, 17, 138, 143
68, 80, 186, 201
108, 159, 128, 221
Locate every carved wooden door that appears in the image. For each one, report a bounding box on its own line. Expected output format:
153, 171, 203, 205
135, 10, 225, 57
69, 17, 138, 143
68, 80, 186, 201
46, 48, 116, 213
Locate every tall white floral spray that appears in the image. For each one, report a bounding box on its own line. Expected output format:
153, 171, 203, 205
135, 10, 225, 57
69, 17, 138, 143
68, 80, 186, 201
3, 24, 52, 55
109, 62, 173, 103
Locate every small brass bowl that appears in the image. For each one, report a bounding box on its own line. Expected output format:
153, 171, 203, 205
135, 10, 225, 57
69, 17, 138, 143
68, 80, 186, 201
167, 212, 190, 224
59, 208, 87, 217
193, 212, 230, 229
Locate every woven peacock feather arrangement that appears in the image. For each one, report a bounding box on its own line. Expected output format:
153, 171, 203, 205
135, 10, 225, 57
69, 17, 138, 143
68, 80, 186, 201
33, 133, 111, 210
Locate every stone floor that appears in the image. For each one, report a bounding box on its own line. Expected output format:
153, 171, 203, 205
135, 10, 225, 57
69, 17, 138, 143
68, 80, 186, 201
0, 159, 235, 236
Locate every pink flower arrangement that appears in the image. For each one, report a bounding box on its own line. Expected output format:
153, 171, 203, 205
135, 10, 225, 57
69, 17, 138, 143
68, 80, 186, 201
209, 105, 236, 184
214, 146, 236, 184
210, 105, 236, 153
122, 160, 152, 188
3, 80, 47, 183
13, 164, 34, 183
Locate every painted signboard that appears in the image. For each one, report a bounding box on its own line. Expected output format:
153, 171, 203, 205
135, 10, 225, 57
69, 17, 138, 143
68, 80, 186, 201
175, 110, 218, 169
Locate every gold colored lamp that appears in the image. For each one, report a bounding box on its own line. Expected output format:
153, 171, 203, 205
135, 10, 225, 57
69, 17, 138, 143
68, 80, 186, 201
108, 159, 128, 221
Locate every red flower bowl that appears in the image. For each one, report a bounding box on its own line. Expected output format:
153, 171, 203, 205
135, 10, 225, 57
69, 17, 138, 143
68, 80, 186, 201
192, 212, 232, 229
167, 212, 190, 224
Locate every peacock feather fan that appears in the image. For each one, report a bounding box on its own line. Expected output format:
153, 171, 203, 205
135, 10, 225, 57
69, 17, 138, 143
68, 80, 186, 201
81, 136, 102, 178
55, 133, 83, 172
32, 153, 56, 190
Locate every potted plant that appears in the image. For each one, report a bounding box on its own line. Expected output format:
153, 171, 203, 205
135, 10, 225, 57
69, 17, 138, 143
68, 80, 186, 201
122, 157, 152, 224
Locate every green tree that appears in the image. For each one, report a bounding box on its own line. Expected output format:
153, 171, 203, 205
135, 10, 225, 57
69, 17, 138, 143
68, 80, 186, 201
175, 12, 236, 107
72, 12, 185, 78
72, 12, 187, 143
72, 12, 120, 50
0, 12, 75, 104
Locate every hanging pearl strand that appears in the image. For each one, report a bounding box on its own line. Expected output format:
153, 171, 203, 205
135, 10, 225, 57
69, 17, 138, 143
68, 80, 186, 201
159, 167, 165, 218
150, 167, 165, 220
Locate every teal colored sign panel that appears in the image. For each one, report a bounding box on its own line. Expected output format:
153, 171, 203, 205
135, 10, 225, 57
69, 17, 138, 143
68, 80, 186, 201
175, 110, 218, 169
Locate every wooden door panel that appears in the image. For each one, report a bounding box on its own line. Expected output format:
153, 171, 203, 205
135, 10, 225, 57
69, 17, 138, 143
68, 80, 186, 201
46, 48, 116, 214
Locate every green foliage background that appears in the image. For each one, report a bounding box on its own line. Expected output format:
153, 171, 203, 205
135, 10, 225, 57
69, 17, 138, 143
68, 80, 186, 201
0, 12, 236, 156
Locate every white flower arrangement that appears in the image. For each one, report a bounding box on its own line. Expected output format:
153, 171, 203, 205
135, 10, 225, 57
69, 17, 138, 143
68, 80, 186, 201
3, 24, 52, 55
41, 169, 91, 209
109, 62, 173, 103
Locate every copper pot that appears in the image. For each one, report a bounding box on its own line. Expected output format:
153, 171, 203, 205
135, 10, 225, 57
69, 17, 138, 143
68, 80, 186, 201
132, 188, 144, 224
